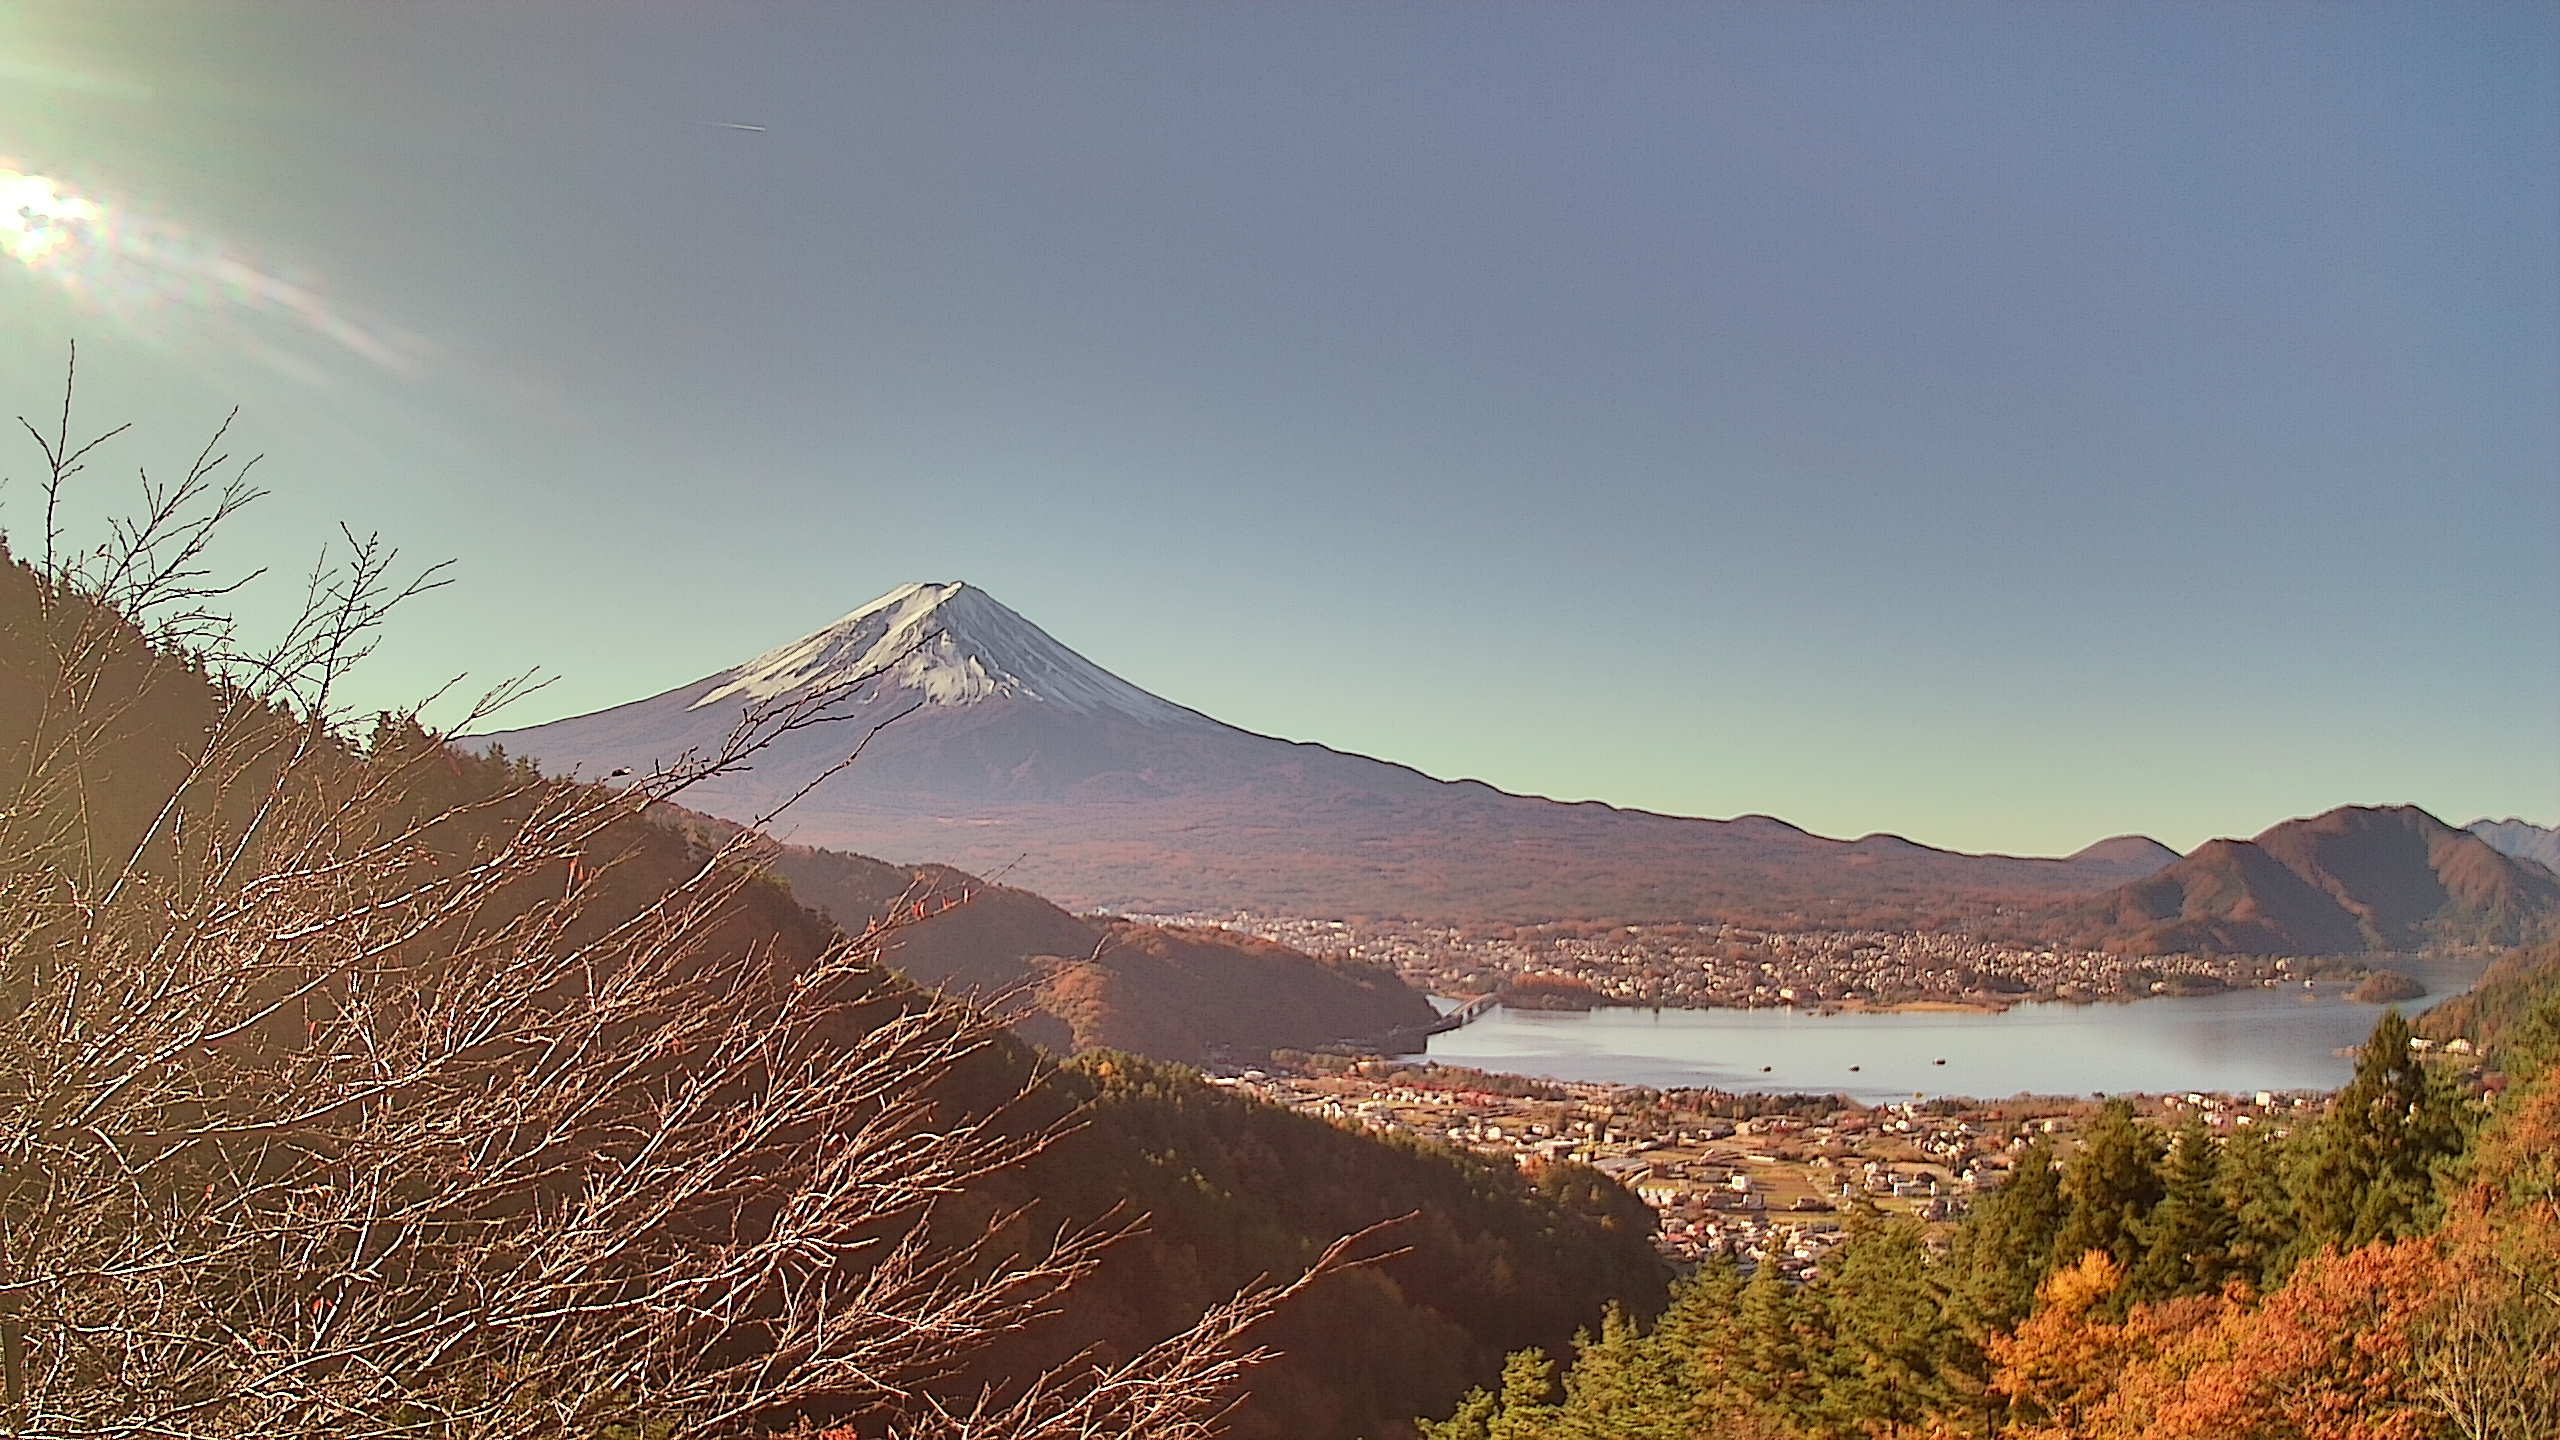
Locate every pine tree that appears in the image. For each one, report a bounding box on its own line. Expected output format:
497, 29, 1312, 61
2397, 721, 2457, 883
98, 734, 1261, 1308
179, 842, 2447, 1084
2053, 1100, 2166, 1286
1645, 1263, 1755, 1433
1737, 1251, 1820, 1424
2130, 1117, 2233, 1300
1552, 1305, 1691, 1440
2217, 1120, 2294, 1289
1956, 1138, 2067, 1333
1418, 1349, 1564, 1440
1818, 1209, 1976, 1434
2290, 1009, 2464, 1253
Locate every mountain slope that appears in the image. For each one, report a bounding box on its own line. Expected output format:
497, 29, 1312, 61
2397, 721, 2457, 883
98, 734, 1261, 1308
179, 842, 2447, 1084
0, 542, 1659, 1440
2051, 805, 2560, 956
705, 824, 1440, 1060
2415, 939, 2560, 1054
480, 582, 2174, 927
2470, 817, 2560, 876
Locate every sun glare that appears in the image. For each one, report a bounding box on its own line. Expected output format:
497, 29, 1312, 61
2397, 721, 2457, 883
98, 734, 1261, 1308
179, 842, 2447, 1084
1, 161, 419, 376
1, 167, 104, 267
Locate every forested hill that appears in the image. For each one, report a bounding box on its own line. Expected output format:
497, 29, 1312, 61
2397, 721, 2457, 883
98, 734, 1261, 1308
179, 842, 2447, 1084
2416, 938, 2560, 1055
641, 811, 1440, 1062
2045, 803, 2560, 956
0, 537, 1661, 1440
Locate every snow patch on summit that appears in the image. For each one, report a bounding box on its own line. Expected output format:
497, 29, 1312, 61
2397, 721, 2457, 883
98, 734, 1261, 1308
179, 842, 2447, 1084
689, 582, 1192, 724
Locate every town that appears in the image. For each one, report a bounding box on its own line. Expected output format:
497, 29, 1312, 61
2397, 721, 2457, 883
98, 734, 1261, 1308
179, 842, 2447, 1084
1126, 910, 2354, 1011
1216, 1056, 2327, 1276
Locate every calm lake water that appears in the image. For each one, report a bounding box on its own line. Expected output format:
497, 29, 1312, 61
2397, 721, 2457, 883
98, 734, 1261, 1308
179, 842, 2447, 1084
1421, 969, 2475, 1100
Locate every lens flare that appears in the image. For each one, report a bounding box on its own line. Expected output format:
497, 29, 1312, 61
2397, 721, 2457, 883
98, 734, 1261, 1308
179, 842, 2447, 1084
2, 168, 102, 265
2, 163, 420, 377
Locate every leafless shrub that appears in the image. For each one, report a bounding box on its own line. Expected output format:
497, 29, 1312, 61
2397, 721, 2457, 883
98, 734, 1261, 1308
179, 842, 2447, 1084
0, 362, 1339, 1438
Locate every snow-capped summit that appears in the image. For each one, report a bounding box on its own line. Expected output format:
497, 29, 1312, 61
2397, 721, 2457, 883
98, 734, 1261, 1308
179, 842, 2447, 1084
479, 580, 2231, 930
691, 582, 1192, 724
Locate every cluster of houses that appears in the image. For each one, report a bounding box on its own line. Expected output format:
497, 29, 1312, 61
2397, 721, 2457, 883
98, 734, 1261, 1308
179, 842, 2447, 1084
1207, 1061, 2334, 1276
1140, 910, 2296, 1010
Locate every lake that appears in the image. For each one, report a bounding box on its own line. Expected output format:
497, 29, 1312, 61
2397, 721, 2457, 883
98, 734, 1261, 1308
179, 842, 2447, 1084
1419, 976, 2465, 1101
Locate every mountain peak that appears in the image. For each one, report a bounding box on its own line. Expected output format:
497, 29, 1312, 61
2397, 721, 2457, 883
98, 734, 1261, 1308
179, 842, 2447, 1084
2468, 817, 2560, 873
2068, 834, 2181, 871
688, 581, 1192, 723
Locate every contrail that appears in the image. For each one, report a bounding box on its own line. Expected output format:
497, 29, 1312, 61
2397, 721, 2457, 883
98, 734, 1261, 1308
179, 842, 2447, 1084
705, 122, 769, 133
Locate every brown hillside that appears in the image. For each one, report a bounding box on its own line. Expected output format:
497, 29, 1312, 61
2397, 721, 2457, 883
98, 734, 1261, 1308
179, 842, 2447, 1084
0, 531, 1655, 1440
748, 839, 1440, 1061
2049, 805, 2560, 956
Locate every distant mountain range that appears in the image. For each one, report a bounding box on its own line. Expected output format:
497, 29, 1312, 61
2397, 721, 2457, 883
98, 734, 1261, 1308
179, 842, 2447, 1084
480, 582, 2180, 928
2468, 817, 2560, 875
2050, 805, 2560, 957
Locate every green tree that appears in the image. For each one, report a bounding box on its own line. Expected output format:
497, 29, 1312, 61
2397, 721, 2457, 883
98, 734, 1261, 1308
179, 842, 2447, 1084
2291, 1009, 2465, 1253
1549, 1305, 1691, 1440
2053, 1100, 2166, 1286
1955, 1138, 2067, 1333
2130, 1117, 2234, 1301
1418, 1348, 1563, 1440
1738, 1252, 1821, 1424
2217, 1120, 2295, 1289
1818, 1209, 1979, 1434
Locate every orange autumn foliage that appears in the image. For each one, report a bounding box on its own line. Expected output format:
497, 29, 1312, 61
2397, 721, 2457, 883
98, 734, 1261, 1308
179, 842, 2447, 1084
2129, 1241, 2441, 1440
1989, 1251, 2218, 1438
1992, 1063, 2560, 1440
1997, 1243, 2442, 1440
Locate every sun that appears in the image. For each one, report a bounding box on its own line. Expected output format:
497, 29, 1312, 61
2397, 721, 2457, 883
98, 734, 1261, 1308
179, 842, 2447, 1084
0, 167, 104, 268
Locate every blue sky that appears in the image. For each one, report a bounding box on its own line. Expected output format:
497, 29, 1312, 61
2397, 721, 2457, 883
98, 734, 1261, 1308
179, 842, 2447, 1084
2, 2, 2552, 854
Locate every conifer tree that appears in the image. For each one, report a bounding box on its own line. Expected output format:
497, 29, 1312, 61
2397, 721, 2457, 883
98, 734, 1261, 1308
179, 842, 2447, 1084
2218, 1120, 2295, 1289
1956, 1138, 2067, 1333
2130, 1117, 2233, 1301
1818, 1209, 1978, 1434
1417, 1349, 1563, 1440
2053, 1100, 2166, 1286
1640, 1262, 1753, 1434
2291, 1009, 2464, 1253
1551, 1305, 1686, 1440
1738, 1251, 1821, 1424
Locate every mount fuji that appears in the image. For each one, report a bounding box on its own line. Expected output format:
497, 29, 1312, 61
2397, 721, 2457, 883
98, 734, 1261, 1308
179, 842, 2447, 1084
477, 582, 2177, 925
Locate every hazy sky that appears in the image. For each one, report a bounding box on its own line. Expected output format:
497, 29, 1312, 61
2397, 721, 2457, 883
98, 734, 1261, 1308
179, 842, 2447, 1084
3, 2, 2553, 856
